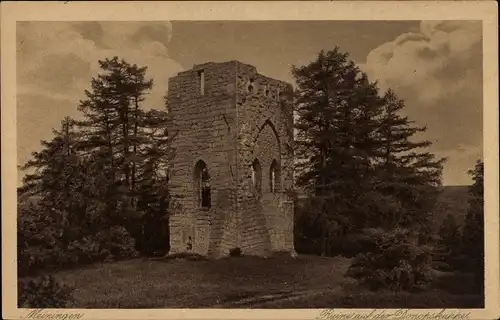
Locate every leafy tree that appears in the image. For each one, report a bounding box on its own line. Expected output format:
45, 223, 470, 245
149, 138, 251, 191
347, 228, 433, 292
18, 202, 62, 276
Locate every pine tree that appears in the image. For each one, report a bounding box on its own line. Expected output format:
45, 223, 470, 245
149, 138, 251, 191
74, 57, 177, 254
135, 109, 174, 208
132, 109, 175, 254
292, 47, 385, 254
18, 56, 178, 265
75, 57, 154, 228
20, 118, 82, 231
292, 47, 446, 255
20, 117, 79, 197
373, 90, 446, 231
18, 117, 111, 242
461, 160, 484, 292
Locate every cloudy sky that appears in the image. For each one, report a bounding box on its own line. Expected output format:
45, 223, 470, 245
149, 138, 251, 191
16, 20, 482, 186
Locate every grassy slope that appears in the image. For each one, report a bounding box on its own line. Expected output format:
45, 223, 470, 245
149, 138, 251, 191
51, 254, 482, 309
54, 255, 352, 308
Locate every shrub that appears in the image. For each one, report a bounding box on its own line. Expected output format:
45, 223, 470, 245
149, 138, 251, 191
18, 200, 139, 275
347, 228, 433, 292
17, 203, 65, 276
18, 275, 74, 308
330, 229, 381, 258
229, 247, 242, 257
97, 226, 139, 261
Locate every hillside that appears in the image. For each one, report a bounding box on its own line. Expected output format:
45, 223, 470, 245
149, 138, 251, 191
45, 255, 481, 308
433, 185, 471, 230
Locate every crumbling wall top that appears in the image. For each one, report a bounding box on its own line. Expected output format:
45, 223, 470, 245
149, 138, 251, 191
173, 60, 292, 90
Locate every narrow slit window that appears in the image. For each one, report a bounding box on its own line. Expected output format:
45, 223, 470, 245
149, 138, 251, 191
201, 167, 211, 208
198, 70, 205, 95
270, 160, 280, 193
194, 160, 211, 209
270, 170, 276, 192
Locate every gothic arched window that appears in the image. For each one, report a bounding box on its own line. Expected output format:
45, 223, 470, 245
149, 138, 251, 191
270, 159, 280, 193
194, 160, 211, 209
251, 158, 262, 196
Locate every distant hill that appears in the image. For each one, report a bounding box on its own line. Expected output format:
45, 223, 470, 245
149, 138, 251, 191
18, 185, 471, 232
432, 185, 471, 231
296, 185, 471, 233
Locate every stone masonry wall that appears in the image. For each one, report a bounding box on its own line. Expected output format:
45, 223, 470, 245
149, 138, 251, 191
233, 62, 295, 256
166, 61, 294, 258
167, 62, 239, 256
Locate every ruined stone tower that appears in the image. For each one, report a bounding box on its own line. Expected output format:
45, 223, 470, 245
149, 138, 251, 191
166, 61, 295, 258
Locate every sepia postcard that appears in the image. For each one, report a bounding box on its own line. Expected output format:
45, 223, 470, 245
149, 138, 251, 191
1, 1, 499, 320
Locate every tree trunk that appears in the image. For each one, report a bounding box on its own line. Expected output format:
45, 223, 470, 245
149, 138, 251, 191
320, 146, 328, 257
325, 231, 331, 256
131, 94, 139, 208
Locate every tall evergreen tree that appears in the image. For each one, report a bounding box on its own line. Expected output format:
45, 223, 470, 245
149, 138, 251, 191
292, 47, 385, 254
18, 56, 177, 268
132, 109, 175, 254
373, 90, 446, 230
20, 117, 79, 197
20, 117, 80, 228
18, 116, 111, 242
461, 160, 484, 292
74, 56, 176, 252
75, 57, 154, 228
292, 47, 446, 255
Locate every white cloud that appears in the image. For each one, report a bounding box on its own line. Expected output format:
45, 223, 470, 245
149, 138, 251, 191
17, 22, 184, 183
364, 21, 480, 104
364, 21, 481, 95
361, 21, 482, 185
17, 21, 183, 111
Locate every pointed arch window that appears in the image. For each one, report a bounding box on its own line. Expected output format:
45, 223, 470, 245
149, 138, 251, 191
194, 160, 211, 209
251, 158, 262, 196
270, 159, 280, 193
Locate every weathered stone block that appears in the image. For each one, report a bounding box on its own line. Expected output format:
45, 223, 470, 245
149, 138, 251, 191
167, 61, 294, 258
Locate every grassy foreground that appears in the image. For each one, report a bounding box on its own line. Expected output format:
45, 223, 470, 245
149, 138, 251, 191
46, 254, 482, 308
